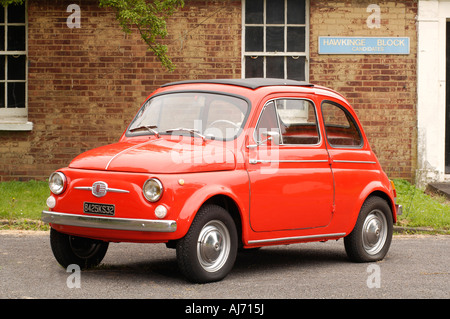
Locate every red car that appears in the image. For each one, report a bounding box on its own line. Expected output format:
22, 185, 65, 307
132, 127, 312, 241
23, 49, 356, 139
42, 78, 401, 283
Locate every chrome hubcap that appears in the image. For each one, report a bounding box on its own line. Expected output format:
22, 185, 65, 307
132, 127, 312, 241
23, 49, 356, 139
362, 210, 387, 255
197, 220, 230, 272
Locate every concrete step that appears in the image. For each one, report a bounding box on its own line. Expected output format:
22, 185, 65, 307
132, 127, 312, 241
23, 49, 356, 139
426, 183, 450, 200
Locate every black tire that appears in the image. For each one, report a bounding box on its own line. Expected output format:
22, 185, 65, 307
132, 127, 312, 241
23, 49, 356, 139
50, 228, 109, 269
176, 204, 238, 283
344, 196, 393, 262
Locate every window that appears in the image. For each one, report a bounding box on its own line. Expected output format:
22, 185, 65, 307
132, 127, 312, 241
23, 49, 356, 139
243, 0, 308, 81
321, 101, 362, 148
128, 92, 249, 141
255, 99, 319, 145
0, 2, 31, 131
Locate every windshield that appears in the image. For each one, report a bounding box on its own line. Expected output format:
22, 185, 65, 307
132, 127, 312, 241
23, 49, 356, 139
127, 92, 249, 141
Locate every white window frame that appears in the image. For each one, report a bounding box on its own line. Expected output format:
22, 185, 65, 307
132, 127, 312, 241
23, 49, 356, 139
242, 0, 310, 81
0, 1, 31, 131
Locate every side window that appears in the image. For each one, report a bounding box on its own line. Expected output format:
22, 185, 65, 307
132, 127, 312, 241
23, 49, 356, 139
255, 99, 319, 145
321, 101, 362, 147
275, 99, 319, 144
255, 101, 282, 144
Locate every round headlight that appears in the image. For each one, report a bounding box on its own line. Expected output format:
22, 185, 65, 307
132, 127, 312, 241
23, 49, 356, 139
143, 178, 163, 202
49, 172, 67, 195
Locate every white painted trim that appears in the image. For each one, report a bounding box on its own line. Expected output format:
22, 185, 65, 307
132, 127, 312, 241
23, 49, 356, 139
417, 0, 450, 184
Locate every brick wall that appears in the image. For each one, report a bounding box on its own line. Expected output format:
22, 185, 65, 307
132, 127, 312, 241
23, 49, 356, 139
309, 0, 418, 180
0, 0, 418, 182
0, 0, 241, 181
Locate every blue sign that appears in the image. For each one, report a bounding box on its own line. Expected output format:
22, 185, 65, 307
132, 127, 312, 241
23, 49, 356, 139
319, 37, 410, 55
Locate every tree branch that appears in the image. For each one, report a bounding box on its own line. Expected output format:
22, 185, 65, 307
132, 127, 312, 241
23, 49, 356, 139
99, 0, 185, 72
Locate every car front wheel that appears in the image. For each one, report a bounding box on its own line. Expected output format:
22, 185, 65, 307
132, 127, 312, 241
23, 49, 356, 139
50, 228, 109, 269
344, 196, 393, 262
176, 204, 238, 283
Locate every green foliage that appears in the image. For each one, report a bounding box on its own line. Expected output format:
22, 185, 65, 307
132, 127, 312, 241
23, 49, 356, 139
0, 0, 24, 6
0, 181, 49, 230
99, 0, 184, 72
393, 179, 450, 232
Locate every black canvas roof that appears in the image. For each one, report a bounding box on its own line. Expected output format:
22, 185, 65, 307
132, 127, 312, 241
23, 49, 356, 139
161, 78, 314, 90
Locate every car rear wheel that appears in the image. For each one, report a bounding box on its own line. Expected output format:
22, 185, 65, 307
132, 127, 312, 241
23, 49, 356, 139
344, 196, 393, 262
176, 204, 238, 283
50, 228, 109, 269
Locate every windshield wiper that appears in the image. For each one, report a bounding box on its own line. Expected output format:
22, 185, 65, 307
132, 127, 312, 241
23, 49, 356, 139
165, 128, 206, 142
129, 125, 160, 138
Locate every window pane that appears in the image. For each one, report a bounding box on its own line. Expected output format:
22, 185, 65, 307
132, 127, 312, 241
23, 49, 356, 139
256, 101, 281, 143
266, 56, 284, 79
287, 27, 305, 52
0, 7, 4, 23
0, 55, 4, 80
287, 0, 306, 24
0, 26, 4, 51
245, 0, 263, 24
266, 0, 284, 24
322, 102, 362, 147
245, 26, 263, 52
0, 83, 4, 108
287, 56, 305, 81
266, 27, 284, 52
8, 55, 26, 80
245, 56, 263, 78
7, 26, 26, 51
7, 82, 26, 108
8, 4, 25, 23
276, 99, 319, 144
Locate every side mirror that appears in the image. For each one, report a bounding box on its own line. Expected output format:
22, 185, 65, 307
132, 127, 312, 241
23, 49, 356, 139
262, 131, 280, 146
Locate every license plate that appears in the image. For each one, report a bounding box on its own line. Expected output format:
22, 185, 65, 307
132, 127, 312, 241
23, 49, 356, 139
83, 202, 115, 216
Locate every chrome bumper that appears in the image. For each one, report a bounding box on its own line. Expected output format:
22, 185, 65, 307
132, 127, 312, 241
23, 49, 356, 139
396, 204, 403, 216
42, 211, 177, 233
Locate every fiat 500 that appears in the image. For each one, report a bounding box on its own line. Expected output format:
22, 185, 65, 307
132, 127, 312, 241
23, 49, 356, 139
42, 78, 401, 283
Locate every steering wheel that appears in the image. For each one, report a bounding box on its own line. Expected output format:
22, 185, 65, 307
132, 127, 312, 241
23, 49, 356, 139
208, 119, 240, 128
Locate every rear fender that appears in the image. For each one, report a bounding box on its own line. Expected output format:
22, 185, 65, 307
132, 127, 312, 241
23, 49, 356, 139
345, 181, 396, 235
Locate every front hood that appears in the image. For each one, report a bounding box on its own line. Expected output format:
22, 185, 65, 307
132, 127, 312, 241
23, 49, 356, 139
69, 138, 236, 173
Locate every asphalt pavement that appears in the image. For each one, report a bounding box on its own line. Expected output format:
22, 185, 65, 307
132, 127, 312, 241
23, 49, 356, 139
0, 231, 448, 300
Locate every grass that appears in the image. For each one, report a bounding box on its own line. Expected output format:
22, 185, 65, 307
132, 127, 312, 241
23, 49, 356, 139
393, 179, 450, 233
0, 180, 49, 230
0, 179, 449, 233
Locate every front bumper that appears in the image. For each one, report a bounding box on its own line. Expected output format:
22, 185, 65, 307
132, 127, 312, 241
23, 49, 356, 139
396, 204, 403, 216
42, 211, 177, 233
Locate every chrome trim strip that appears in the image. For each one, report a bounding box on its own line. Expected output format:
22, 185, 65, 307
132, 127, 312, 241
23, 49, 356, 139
105, 142, 151, 170
42, 211, 177, 233
74, 186, 130, 194
250, 159, 329, 164
74, 186, 92, 191
333, 160, 376, 164
248, 232, 346, 245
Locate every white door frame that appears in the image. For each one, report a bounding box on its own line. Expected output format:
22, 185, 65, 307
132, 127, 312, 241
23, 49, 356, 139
417, 0, 450, 185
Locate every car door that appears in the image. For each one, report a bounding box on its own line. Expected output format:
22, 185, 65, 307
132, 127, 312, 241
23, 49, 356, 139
321, 99, 380, 223
247, 97, 334, 232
